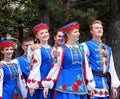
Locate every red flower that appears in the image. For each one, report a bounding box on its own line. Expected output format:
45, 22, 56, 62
102, 52, 108, 58
94, 90, 97, 94
38, 81, 42, 86
47, 78, 52, 81
21, 75, 24, 80
62, 84, 67, 90
101, 46, 106, 50
88, 61, 91, 66
27, 79, 31, 83
99, 91, 103, 96
72, 84, 79, 91
13, 93, 19, 99
33, 59, 37, 63
76, 80, 82, 86
104, 91, 108, 96
43, 78, 47, 81
105, 61, 108, 66
32, 79, 35, 83
32, 55, 34, 59
30, 65, 33, 70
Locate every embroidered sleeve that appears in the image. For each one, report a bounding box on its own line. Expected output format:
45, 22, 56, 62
84, 54, 95, 91
42, 47, 63, 89
81, 43, 90, 56
82, 43, 95, 91
109, 52, 120, 88
27, 49, 41, 89
0, 68, 4, 98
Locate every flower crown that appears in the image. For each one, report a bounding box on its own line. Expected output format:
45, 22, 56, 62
32, 23, 49, 35
61, 22, 80, 34
0, 40, 14, 49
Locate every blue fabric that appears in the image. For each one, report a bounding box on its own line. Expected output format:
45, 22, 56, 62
85, 40, 111, 89
55, 45, 88, 95
27, 89, 40, 99
55, 91, 88, 99
39, 89, 53, 99
40, 46, 54, 81
17, 56, 30, 81
3, 63, 19, 99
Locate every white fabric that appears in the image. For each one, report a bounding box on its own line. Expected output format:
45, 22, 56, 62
109, 53, 120, 88
84, 54, 95, 91
27, 48, 41, 89
27, 45, 33, 63
0, 68, 4, 97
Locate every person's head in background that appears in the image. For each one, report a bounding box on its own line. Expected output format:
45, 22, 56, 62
21, 35, 34, 57
61, 21, 80, 45
0, 40, 14, 61
89, 20, 103, 42
54, 30, 64, 46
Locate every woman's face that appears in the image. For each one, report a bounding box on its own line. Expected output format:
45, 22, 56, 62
36, 29, 49, 42
1, 46, 14, 59
67, 29, 80, 41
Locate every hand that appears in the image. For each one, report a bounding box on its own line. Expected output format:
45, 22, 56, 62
43, 87, 49, 98
112, 88, 118, 98
89, 90, 94, 99
53, 50, 60, 58
31, 44, 41, 50
0, 62, 3, 68
29, 88, 35, 96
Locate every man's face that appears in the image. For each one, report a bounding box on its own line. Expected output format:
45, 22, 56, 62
22, 40, 34, 53
90, 23, 103, 38
54, 31, 64, 46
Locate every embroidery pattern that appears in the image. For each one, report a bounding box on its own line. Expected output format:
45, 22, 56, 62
58, 74, 84, 92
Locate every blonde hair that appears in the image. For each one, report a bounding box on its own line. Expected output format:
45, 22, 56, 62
89, 20, 103, 30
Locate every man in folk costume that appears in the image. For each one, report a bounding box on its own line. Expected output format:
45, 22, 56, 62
82, 20, 120, 99
42, 22, 95, 99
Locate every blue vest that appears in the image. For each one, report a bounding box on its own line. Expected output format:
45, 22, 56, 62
85, 40, 111, 88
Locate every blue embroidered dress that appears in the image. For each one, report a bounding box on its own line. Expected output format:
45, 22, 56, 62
42, 45, 95, 99
27, 46, 54, 99
0, 61, 19, 99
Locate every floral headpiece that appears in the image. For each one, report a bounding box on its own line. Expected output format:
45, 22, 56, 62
60, 22, 80, 34
32, 23, 49, 35
0, 40, 14, 49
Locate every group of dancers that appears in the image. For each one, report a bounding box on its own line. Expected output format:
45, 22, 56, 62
0, 20, 120, 99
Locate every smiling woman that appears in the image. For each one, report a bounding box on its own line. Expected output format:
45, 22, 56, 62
0, 40, 27, 99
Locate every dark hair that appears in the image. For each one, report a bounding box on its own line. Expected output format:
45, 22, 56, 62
22, 35, 34, 44
54, 29, 62, 37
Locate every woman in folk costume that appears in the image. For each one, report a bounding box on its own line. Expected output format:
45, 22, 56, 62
0, 40, 27, 99
27, 23, 54, 99
82, 20, 120, 99
42, 22, 95, 99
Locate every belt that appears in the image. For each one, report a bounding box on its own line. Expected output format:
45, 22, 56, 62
92, 71, 111, 98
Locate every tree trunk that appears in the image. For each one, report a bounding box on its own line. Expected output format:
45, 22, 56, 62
109, 12, 120, 99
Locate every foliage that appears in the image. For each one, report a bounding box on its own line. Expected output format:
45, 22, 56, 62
0, 0, 118, 42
